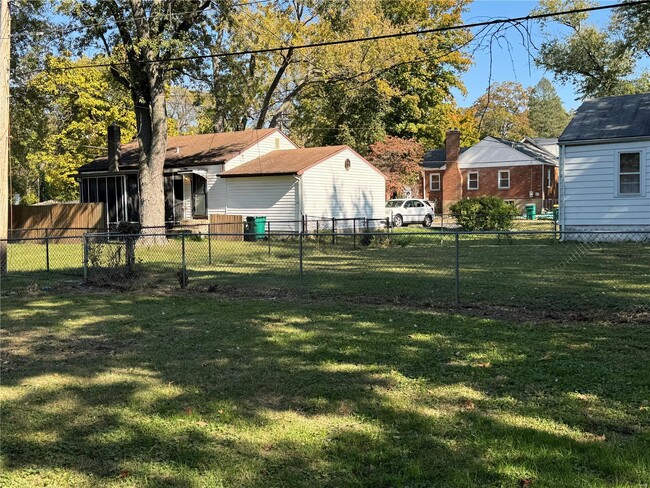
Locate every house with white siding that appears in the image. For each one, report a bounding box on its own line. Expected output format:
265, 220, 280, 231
558, 93, 650, 237
77, 128, 386, 231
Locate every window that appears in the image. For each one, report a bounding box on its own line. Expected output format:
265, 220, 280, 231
547, 169, 553, 189
504, 200, 515, 207
344, 158, 351, 171
429, 173, 441, 191
467, 172, 479, 190
498, 170, 510, 189
618, 152, 642, 195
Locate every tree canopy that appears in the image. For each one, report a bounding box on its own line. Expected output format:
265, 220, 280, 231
528, 78, 571, 138
534, 0, 650, 98
470, 82, 533, 140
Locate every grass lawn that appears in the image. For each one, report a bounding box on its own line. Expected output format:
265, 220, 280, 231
1, 292, 649, 487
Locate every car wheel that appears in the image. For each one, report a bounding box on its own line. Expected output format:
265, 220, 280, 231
393, 214, 404, 227
423, 214, 433, 227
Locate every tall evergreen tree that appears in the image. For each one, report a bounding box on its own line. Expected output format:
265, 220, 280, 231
528, 78, 571, 138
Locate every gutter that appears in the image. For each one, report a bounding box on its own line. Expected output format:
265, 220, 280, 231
559, 136, 650, 146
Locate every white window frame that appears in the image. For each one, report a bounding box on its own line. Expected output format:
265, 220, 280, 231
616, 149, 645, 197
429, 173, 441, 191
467, 172, 479, 190
498, 170, 510, 190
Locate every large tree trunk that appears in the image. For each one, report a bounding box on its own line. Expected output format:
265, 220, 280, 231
135, 68, 167, 243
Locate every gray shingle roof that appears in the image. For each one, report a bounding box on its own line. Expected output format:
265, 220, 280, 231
423, 147, 469, 169
78, 129, 280, 173
559, 93, 650, 143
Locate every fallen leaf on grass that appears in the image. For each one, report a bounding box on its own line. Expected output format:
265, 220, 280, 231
118, 470, 129, 478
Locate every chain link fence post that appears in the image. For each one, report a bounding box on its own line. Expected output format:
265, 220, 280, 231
83, 234, 88, 284
299, 223, 304, 291
181, 232, 187, 289
45, 228, 50, 272
267, 220, 271, 256
455, 230, 460, 307
353, 218, 357, 249
208, 223, 212, 265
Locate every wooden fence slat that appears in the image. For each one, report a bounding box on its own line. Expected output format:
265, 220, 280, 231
209, 214, 244, 241
9, 203, 106, 240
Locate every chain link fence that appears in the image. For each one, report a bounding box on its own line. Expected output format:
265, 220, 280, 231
2, 222, 648, 316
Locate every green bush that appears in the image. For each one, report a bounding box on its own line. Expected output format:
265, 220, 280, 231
449, 197, 518, 231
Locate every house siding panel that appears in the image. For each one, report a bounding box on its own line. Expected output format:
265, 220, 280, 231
301, 149, 386, 224
224, 176, 299, 231
562, 140, 650, 229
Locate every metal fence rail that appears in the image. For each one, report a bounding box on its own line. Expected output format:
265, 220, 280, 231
2, 228, 648, 315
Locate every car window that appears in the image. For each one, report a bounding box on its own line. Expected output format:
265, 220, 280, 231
386, 200, 403, 208
413, 201, 424, 208
405, 201, 415, 208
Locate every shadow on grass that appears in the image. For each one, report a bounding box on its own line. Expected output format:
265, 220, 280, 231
1, 294, 649, 486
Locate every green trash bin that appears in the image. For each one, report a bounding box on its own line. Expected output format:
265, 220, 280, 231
246, 216, 267, 240
552, 204, 559, 221
525, 203, 537, 221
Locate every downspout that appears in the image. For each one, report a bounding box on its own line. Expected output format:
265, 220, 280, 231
541, 165, 545, 209
293, 174, 303, 230
224, 177, 228, 215
422, 170, 426, 200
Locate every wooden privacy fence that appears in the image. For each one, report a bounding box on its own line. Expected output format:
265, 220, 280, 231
10, 203, 106, 240
209, 214, 244, 241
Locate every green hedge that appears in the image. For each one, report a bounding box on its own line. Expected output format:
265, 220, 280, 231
449, 197, 518, 231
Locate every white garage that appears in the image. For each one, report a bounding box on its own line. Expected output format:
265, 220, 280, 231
219, 145, 386, 231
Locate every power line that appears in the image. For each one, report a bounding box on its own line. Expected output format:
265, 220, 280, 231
4, 0, 272, 40
16, 0, 650, 75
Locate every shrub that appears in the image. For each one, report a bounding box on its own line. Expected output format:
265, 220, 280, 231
450, 197, 518, 231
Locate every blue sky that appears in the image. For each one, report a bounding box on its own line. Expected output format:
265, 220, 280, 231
453, 0, 614, 110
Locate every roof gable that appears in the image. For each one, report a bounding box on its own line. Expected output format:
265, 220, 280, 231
559, 93, 650, 143
220, 146, 349, 177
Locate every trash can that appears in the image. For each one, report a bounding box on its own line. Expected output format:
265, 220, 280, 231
552, 204, 559, 221
525, 204, 537, 221
245, 216, 267, 240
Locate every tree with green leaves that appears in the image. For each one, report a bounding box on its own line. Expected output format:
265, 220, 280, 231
15, 56, 136, 203
471, 82, 533, 140
534, 0, 650, 98
528, 78, 571, 138
60, 0, 225, 234
205, 0, 471, 153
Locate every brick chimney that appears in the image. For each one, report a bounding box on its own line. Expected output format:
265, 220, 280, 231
107, 124, 121, 172
442, 129, 462, 213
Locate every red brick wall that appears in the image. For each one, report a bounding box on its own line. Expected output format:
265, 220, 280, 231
424, 170, 444, 212
423, 164, 559, 212
461, 165, 541, 199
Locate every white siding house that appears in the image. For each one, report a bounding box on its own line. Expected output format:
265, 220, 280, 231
559, 93, 650, 239
78, 128, 386, 230
220, 146, 386, 230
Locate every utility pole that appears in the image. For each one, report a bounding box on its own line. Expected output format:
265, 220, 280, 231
0, 0, 9, 274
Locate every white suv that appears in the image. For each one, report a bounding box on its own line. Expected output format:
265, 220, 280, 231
386, 199, 435, 227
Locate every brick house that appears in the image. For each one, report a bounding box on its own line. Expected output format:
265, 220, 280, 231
422, 131, 559, 213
